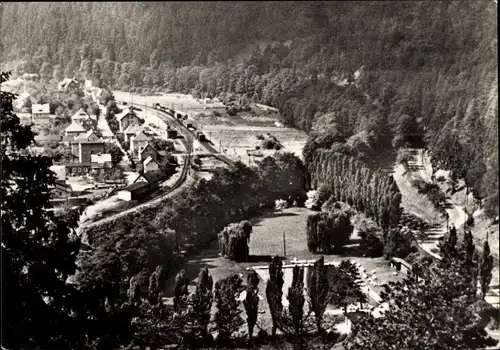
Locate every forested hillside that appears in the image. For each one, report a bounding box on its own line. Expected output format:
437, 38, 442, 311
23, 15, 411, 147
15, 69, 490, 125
1, 1, 497, 217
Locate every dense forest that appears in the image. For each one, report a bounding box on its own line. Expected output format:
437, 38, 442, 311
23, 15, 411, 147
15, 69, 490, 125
0, 1, 497, 217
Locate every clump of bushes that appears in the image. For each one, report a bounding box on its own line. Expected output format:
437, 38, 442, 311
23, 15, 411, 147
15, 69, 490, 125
355, 215, 384, 257
383, 227, 419, 260
412, 179, 447, 213
260, 133, 282, 150
218, 221, 252, 261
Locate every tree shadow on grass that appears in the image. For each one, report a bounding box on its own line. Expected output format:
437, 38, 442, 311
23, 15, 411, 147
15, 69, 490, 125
250, 211, 299, 226
246, 254, 277, 264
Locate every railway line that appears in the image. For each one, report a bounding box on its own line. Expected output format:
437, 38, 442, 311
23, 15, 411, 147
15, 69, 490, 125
80, 104, 194, 230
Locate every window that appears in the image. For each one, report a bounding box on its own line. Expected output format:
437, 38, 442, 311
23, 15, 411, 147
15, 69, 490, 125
78, 168, 82, 173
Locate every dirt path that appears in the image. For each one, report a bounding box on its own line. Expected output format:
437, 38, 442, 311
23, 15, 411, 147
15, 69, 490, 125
393, 149, 499, 309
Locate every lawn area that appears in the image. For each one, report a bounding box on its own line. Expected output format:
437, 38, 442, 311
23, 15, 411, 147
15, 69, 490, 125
162, 206, 404, 334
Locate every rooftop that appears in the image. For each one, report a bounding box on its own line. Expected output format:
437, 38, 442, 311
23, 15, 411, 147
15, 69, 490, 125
35, 134, 62, 142
120, 181, 149, 192
65, 122, 86, 133
32, 104, 50, 114
116, 107, 139, 121
143, 156, 159, 167
124, 124, 142, 135
134, 132, 152, 142
91, 153, 112, 164
72, 108, 90, 120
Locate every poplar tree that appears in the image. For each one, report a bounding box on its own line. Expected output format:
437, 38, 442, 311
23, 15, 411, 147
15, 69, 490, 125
266, 255, 284, 336
479, 240, 494, 299
243, 270, 260, 339
307, 256, 329, 333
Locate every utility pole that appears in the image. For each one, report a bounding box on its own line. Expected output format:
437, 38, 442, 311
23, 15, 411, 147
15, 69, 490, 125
283, 231, 287, 257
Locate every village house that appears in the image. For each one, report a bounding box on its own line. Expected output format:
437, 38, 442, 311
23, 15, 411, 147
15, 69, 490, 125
90, 153, 113, 175
143, 156, 160, 173
117, 171, 162, 201
71, 108, 95, 124
130, 131, 152, 156
123, 124, 143, 143
74, 129, 100, 142
65, 163, 91, 176
116, 107, 142, 132
69, 138, 105, 163
65, 121, 87, 139
58, 78, 79, 92
53, 180, 74, 198
137, 142, 159, 162
31, 104, 51, 125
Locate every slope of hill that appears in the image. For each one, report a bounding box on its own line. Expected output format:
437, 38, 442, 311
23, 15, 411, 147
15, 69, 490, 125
1, 1, 497, 217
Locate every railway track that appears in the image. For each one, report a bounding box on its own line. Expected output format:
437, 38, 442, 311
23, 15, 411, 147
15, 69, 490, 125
80, 104, 194, 230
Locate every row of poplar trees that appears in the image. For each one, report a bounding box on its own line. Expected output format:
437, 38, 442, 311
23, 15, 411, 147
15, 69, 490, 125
308, 151, 402, 230
173, 256, 356, 347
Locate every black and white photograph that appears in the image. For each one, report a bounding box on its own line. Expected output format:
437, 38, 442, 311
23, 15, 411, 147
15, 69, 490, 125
1, 1, 499, 349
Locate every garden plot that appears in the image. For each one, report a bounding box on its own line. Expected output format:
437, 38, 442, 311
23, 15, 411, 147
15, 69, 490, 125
202, 125, 307, 162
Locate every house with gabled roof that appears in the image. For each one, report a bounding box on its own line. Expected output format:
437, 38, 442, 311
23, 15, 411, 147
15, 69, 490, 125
58, 78, 79, 92
133, 170, 163, 185
71, 108, 92, 124
74, 129, 100, 142
143, 155, 160, 173
90, 153, 113, 175
65, 121, 87, 138
123, 124, 143, 143
137, 142, 159, 162
116, 107, 142, 132
31, 104, 51, 125
130, 130, 152, 155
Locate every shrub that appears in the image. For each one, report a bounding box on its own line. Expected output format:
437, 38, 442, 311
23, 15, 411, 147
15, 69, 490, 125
306, 211, 353, 253
412, 179, 447, 212
218, 221, 252, 262
214, 275, 245, 344
383, 227, 418, 260
359, 231, 384, 257
437, 176, 447, 182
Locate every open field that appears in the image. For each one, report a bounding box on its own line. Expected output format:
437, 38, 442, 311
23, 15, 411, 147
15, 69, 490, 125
112, 91, 226, 115
113, 91, 308, 162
